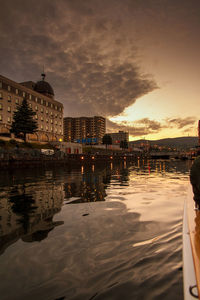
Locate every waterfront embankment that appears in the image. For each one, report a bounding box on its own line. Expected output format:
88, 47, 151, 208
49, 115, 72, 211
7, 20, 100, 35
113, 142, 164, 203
0, 148, 143, 169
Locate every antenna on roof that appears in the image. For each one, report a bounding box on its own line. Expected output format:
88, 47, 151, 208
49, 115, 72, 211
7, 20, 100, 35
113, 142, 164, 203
41, 65, 46, 81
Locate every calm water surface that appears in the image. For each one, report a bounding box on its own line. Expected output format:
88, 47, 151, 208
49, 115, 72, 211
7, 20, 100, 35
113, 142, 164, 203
0, 159, 192, 300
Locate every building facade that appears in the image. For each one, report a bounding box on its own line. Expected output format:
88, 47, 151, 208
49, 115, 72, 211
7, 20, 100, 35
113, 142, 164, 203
64, 116, 106, 144
108, 131, 129, 145
0, 74, 63, 142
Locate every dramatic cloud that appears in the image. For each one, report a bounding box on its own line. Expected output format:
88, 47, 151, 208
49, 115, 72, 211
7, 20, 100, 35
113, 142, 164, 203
107, 118, 163, 137
0, 0, 157, 119
166, 117, 196, 129
107, 116, 197, 138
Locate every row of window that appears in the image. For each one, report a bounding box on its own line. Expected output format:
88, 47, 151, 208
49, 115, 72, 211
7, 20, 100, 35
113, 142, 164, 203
0, 115, 62, 133
0, 103, 62, 119
0, 84, 62, 112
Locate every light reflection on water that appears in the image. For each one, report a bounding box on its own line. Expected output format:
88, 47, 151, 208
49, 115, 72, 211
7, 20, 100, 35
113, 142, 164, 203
0, 159, 192, 300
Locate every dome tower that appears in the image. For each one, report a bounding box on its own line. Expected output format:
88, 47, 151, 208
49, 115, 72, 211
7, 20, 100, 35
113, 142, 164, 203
34, 73, 54, 99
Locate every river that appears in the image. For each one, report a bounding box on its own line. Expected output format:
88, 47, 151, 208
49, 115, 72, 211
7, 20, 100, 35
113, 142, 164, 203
0, 158, 192, 300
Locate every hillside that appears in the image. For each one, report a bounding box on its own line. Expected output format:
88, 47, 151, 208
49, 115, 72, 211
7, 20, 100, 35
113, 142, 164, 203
130, 137, 198, 149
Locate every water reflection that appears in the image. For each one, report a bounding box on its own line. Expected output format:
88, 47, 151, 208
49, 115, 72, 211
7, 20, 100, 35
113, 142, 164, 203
0, 159, 192, 300
0, 175, 64, 255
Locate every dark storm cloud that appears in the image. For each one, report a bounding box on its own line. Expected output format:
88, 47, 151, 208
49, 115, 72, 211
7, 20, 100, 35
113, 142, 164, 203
0, 0, 157, 119
166, 117, 196, 129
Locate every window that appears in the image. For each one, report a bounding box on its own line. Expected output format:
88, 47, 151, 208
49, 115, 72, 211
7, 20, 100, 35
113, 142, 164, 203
29, 94, 32, 100
15, 98, 19, 104
29, 103, 32, 108
8, 95, 11, 102
0, 92, 2, 99
46, 126, 48, 131
41, 124, 43, 130
23, 92, 26, 97
51, 112, 53, 116
7, 106, 11, 112
0, 82, 2, 88
55, 113, 57, 118
51, 103, 53, 108
35, 114, 38, 120
55, 105, 57, 110
55, 120, 57, 125
16, 89, 18, 95
8, 116, 11, 123
41, 116, 44, 121
46, 110, 48, 114
41, 99, 43, 105
8, 85, 11, 91
51, 119, 53, 124
35, 105, 38, 111
46, 101, 48, 107
51, 126, 53, 132
0, 115, 2, 121
41, 107, 44, 113
35, 97, 38, 102
46, 119, 49, 123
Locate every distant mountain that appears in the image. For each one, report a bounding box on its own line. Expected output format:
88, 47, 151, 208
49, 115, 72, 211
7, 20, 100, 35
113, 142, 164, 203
130, 137, 198, 149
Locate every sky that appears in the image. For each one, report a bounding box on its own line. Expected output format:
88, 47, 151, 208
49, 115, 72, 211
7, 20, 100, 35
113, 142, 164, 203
0, 0, 200, 141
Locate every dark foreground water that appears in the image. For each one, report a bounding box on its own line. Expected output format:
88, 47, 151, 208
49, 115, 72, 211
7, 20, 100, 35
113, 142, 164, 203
0, 159, 192, 300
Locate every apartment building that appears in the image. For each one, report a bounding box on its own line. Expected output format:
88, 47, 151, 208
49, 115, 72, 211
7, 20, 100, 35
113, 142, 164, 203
0, 74, 63, 142
64, 116, 106, 144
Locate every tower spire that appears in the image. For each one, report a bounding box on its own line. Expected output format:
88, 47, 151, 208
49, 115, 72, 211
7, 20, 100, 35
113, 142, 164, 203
41, 65, 46, 81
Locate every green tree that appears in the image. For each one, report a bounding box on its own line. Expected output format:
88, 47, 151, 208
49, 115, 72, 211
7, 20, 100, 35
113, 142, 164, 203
102, 134, 112, 149
10, 98, 38, 142
120, 140, 128, 150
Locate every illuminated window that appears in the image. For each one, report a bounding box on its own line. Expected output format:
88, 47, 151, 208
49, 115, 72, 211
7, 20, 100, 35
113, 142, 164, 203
16, 89, 18, 95
41, 99, 43, 105
41, 107, 44, 113
29, 103, 32, 108
35, 105, 38, 111
8, 95, 11, 102
35, 114, 38, 120
29, 94, 32, 100
46, 119, 48, 123
0, 115, 2, 121
8, 116, 11, 123
41, 116, 44, 121
46, 125, 48, 131
51, 119, 53, 124
35, 97, 38, 102
7, 106, 11, 112
8, 85, 11, 91
46, 101, 48, 107
15, 98, 19, 104
51, 103, 53, 108
0, 92, 3, 99
23, 92, 26, 97
46, 110, 48, 114
41, 124, 43, 130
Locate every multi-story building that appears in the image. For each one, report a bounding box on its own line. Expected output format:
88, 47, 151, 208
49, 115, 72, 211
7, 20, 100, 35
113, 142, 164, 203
64, 116, 105, 144
0, 74, 63, 142
108, 131, 129, 145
